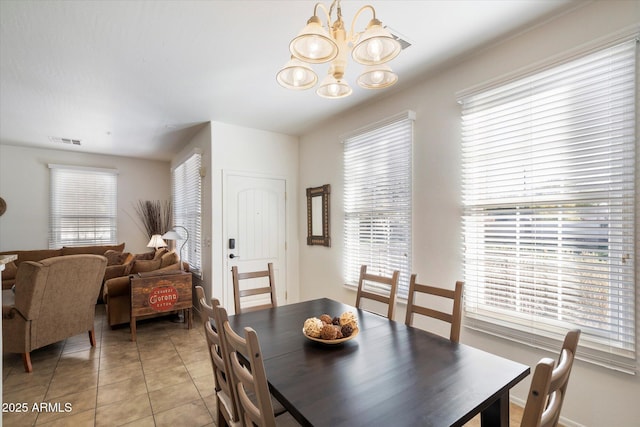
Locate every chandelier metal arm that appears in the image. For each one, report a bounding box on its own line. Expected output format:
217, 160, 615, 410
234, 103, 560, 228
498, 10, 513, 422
350, 5, 376, 42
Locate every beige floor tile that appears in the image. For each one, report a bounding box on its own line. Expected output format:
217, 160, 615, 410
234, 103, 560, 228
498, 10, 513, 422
2, 406, 40, 426
192, 372, 216, 398
95, 393, 152, 427
153, 399, 213, 427
121, 415, 157, 427
148, 379, 201, 414
97, 375, 149, 407
36, 408, 96, 427
34, 387, 97, 425
45, 371, 98, 400
98, 360, 144, 387
184, 358, 213, 380
144, 364, 193, 392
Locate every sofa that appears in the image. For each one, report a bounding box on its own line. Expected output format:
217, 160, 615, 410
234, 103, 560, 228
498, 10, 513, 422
0, 243, 129, 291
103, 248, 188, 327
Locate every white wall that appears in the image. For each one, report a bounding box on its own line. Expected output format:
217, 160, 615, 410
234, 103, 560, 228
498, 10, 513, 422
0, 144, 170, 253
298, 2, 639, 426
177, 122, 300, 309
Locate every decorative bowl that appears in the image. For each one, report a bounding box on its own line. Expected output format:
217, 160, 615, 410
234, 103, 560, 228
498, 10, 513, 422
302, 327, 359, 345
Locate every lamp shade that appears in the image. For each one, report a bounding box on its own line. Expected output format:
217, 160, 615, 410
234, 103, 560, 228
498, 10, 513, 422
276, 56, 318, 90
162, 226, 189, 271
357, 64, 398, 89
147, 234, 167, 249
316, 73, 352, 99
290, 15, 339, 64
352, 19, 401, 65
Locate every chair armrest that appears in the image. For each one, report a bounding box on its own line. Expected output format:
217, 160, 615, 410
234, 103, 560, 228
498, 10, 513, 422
103, 264, 130, 282
104, 276, 132, 299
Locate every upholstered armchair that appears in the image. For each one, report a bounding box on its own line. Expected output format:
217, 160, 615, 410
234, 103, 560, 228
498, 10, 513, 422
2, 254, 107, 372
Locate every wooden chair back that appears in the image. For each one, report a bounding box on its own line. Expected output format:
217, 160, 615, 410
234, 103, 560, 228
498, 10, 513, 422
195, 285, 212, 327
231, 262, 277, 314
201, 295, 241, 426
220, 306, 277, 427
404, 274, 464, 343
521, 329, 581, 427
355, 265, 399, 320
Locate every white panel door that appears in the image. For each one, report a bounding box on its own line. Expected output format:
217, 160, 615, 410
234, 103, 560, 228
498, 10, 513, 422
224, 173, 286, 313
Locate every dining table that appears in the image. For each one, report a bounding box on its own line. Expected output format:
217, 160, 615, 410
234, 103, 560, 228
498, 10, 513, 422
226, 298, 530, 427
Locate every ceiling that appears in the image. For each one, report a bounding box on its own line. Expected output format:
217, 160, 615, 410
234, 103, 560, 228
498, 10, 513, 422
0, 0, 579, 161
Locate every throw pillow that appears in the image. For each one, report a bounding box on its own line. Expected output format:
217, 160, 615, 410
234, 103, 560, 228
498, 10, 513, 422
160, 251, 179, 268
153, 247, 169, 260
130, 259, 162, 274
104, 250, 128, 266
134, 251, 155, 261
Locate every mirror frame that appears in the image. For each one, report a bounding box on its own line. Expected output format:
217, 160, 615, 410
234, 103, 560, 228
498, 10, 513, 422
306, 184, 331, 247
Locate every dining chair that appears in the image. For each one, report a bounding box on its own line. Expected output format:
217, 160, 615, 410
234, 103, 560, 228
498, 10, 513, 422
218, 305, 299, 427
195, 285, 212, 327
404, 274, 464, 343
231, 262, 277, 314
199, 292, 242, 427
355, 265, 400, 320
521, 329, 581, 427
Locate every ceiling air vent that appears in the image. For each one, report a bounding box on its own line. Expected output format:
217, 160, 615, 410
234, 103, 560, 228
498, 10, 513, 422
385, 26, 412, 50
49, 136, 82, 146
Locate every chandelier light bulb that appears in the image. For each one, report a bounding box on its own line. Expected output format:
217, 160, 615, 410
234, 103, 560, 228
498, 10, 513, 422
366, 39, 383, 62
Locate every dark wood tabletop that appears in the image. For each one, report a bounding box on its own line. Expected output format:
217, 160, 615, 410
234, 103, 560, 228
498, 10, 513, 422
227, 298, 530, 427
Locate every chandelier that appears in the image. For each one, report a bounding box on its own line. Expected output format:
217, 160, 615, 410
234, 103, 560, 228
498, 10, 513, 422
276, 0, 402, 99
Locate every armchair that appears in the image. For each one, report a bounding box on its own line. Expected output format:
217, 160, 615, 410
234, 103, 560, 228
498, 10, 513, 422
2, 254, 107, 372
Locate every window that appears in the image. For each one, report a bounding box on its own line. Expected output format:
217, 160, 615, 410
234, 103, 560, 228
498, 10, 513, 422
49, 165, 118, 248
460, 39, 637, 372
172, 152, 202, 276
343, 111, 414, 297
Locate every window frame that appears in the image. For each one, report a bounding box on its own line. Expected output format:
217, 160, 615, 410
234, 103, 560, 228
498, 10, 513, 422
48, 164, 118, 248
171, 152, 203, 277
342, 110, 415, 298
459, 38, 637, 373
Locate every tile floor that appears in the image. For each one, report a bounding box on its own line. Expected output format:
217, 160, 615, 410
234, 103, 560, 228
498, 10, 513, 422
3, 305, 217, 426
3, 304, 530, 427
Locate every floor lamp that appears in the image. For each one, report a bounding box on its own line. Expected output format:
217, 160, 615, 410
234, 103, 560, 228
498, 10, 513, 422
162, 226, 189, 271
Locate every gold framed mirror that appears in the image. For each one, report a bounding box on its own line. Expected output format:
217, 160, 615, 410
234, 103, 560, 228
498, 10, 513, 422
306, 184, 330, 247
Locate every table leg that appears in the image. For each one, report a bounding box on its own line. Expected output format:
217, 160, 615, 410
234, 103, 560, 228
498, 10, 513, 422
480, 392, 509, 427
130, 316, 137, 342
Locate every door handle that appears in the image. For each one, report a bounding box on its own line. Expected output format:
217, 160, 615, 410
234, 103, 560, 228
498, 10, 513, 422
229, 254, 239, 259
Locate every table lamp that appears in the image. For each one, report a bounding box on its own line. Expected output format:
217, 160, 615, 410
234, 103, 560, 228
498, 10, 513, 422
146, 234, 167, 250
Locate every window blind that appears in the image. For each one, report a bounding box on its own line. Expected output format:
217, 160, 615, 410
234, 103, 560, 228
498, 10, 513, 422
49, 165, 118, 248
460, 39, 637, 372
343, 111, 414, 298
172, 153, 202, 276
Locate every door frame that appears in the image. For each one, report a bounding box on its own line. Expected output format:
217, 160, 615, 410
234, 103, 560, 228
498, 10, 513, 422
222, 169, 288, 310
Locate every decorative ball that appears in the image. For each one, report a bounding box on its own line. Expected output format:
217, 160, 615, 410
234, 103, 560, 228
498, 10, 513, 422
319, 314, 333, 324
303, 317, 323, 338
320, 324, 339, 340
339, 311, 358, 329
341, 324, 354, 337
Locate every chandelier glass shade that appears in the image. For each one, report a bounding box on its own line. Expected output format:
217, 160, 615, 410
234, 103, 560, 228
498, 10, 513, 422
276, 0, 402, 99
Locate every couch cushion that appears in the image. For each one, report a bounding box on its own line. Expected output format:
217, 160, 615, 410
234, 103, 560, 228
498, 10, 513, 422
8, 249, 63, 264
130, 259, 162, 274
2, 261, 18, 279
160, 251, 179, 268
62, 243, 125, 256
153, 248, 169, 260
134, 251, 155, 261
104, 250, 130, 266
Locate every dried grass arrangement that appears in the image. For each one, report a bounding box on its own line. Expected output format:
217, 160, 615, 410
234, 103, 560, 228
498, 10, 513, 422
134, 200, 173, 238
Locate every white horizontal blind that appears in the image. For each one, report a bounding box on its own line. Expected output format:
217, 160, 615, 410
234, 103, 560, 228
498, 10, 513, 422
343, 112, 414, 298
49, 165, 118, 248
460, 39, 637, 371
172, 153, 202, 276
